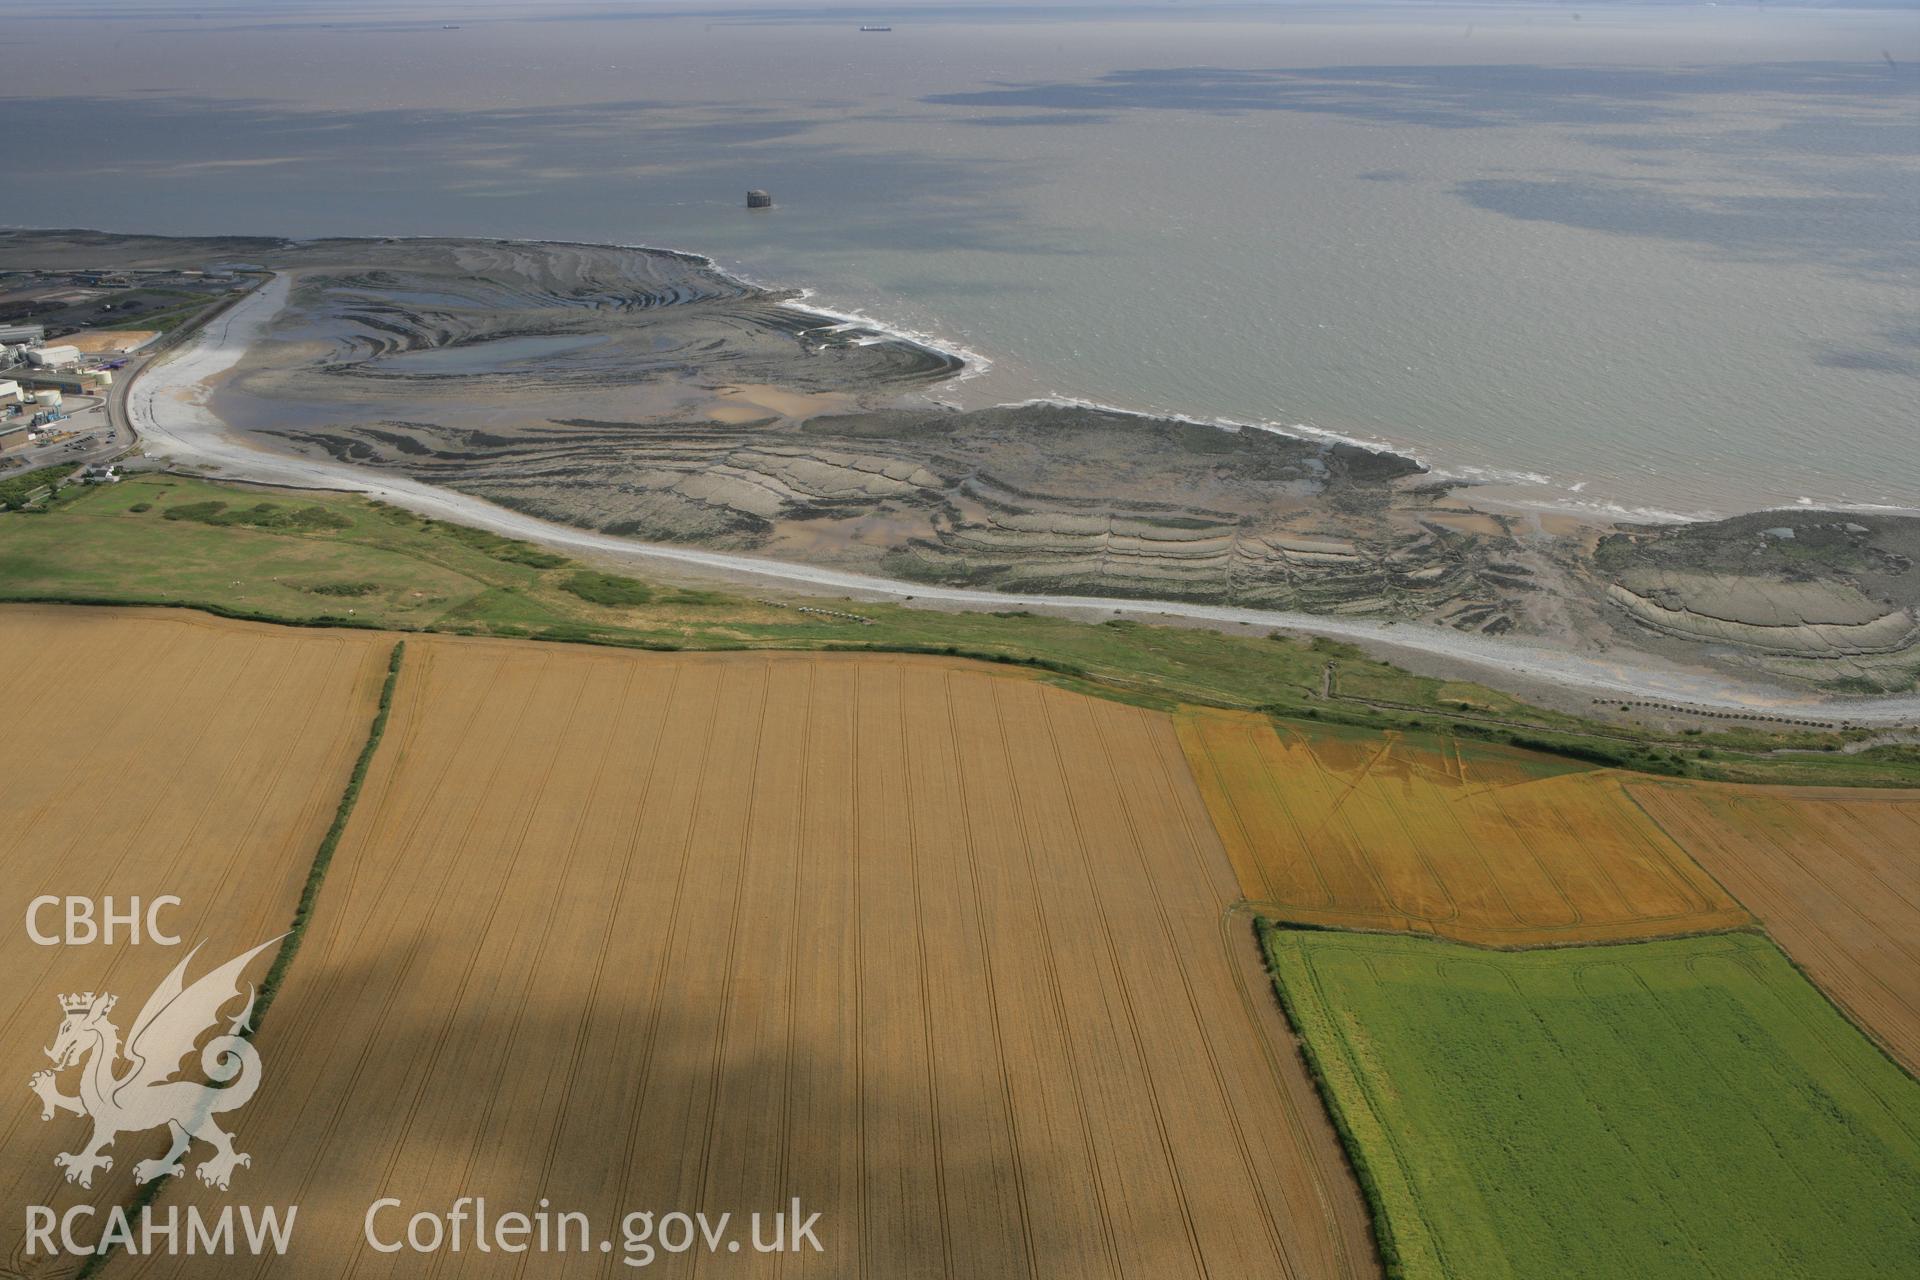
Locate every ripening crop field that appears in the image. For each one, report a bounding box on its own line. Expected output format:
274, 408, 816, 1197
1262, 927, 1920, 1280
1629, 780, 1920, 1073
1176, 709, 1748, 945
113, 637, 1375, 1280
0, 606, 391, 1279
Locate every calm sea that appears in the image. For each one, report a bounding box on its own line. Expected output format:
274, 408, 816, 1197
3, 0, 1915, 518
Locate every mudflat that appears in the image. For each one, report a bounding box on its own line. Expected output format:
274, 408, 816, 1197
8, 228, 1917, 695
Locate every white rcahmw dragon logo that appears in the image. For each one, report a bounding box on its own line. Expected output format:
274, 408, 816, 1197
29, 937, 282, 1192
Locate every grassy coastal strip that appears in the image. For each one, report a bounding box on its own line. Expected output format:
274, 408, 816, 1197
73, 640, 404, 1279
5, 474, 1916, 786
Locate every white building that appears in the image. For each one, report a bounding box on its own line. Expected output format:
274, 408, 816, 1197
26, 345, 82, 369
0, 379, 20, 402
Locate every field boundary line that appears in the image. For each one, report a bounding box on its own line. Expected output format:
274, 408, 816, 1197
260, 644, 510, 1274
1252, 922, 1412, 1280
72, 638, 406, 1280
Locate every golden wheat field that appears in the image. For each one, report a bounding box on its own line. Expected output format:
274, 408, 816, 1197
1629, 781, 1920, 1073
112, 636, 1374, 1280
1175, 708, 1748, 947
0, 607, 392, 1280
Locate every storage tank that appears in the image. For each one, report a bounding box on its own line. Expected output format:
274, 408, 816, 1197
32, 389, 62, 408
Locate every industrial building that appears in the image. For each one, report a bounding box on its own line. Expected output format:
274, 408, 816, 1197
15, 369, 99, 395
25, 344, 81, 368
0, 323, 46, 345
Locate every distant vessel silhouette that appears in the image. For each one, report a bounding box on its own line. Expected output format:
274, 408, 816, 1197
859, 25, 892, 32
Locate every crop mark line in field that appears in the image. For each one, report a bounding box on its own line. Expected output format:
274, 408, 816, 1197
942, 672, 1041, 1280
1430, 784, 1538, 929
1475, 952, 1720, 1275
614, 664, 727, 1254
1096, 704, 1298, 1278
432, 660, 618, 1280
1467, 778, 1585, 931
770, 663, 814, 1280
1219, 716, 1339, 908
1590, 957, 1830, 1254
851, 669, 869, 1280
1303, 734, 1437, 922
1358, 762, 1466, 928
1698, 946, 1920, 1148
897, 665, 959, 1279
1036, 689, 1210, 1280
1186, 718, 1286, 904
689, 660, 775, 1267
518, 661, 673, 1280
346, 654, 590, 1277
989, 680, 1123, 1279
1289, 728, 1436, 925
1551, 777, 1719, 925
1542, 785, 1656, 925
1219, 716, 1318, 906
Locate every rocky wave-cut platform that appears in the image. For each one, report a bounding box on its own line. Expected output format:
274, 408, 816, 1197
1594, 514, 1920, 691
272, 394, 1538, 622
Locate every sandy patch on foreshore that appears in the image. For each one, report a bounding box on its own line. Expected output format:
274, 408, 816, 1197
59, 329, 158, 354
712, 382, 855, 422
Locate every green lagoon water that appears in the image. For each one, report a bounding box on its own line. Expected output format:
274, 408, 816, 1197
3, 0, 1915, 518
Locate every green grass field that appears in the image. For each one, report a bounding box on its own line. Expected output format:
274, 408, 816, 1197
2, 472, 1915, 785
1261, 926, 1920, 1279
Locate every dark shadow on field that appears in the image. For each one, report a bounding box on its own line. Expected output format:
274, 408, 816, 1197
175, 944, 1137, 1277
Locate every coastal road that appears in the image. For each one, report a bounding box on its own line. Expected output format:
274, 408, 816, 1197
126, 273, 1920, 724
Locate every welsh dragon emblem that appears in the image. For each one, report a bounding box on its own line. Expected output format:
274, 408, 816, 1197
29, 938, 281, 1192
